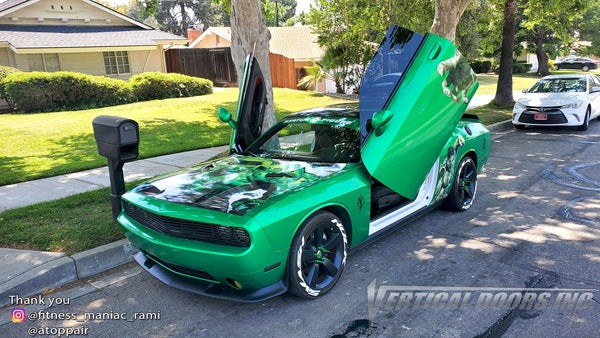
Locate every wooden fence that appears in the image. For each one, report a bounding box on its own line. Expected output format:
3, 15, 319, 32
165, 47, 237, 86
166, 48, 298, 90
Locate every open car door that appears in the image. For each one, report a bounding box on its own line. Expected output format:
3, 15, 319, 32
360, 25, 478, 199
230, 53, 267, 154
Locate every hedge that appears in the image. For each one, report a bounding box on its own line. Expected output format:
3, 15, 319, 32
1, 71, 213, 113
3, 72, 133, 113
0, 65, 22, 110
129, 72, 213, 101
469, 60, 493, 74
512, 61, 532, 74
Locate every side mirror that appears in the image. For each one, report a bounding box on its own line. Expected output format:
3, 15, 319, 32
522, 88, 528, 93
218, 107, 237, 129
591, 86, 600, 93
371, 110, 393, 137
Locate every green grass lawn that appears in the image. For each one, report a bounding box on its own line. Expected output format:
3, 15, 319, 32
477, 73, 540, 95
0, 88, 351, 186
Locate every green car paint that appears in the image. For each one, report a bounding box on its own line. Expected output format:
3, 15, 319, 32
361, 27, 478, 200
115, 26, 490, 301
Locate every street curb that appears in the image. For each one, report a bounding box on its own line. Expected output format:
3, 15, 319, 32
71, 239, 138, 279
0, 240, 137, 307
0, 257, 77, 307
487, 120, 513, 133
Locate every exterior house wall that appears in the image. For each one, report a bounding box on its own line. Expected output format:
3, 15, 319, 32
0, 0, 131, 26
0, 47, 164, 79
193, 34, 230, 49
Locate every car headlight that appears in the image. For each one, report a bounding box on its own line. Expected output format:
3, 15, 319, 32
562, 101, 583, 109
514, 102, 526, 110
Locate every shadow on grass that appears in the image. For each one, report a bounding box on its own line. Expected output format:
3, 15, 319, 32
0, 119, 232, 186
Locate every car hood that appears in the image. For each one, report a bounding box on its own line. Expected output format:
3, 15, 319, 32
518, 92, 586, 107
133, 156, 347, 216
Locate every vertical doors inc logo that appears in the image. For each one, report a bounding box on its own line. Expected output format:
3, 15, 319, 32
11, 308, 26, 322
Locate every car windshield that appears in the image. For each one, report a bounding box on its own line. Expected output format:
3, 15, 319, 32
529, 78, 586, 93
246, 117, 361, 163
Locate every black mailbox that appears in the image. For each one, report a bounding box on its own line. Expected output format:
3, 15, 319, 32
92, 115, 139, 161
92, 115, 140, 220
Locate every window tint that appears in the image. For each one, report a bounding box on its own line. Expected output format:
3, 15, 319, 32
529, 78, 587, 93
359, 25, 424, 139
248, 120, 361, 163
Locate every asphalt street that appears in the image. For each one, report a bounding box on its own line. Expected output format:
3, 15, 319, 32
2, 119, 600, 337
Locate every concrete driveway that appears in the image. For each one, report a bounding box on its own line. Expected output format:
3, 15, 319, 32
2, 120, 599, 337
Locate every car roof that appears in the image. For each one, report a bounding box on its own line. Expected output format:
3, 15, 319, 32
540, 74, 589, 80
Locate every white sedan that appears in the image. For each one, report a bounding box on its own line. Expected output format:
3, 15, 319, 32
512, 74, 600, 131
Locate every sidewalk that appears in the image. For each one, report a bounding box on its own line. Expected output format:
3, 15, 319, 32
0, 145, 227, 306
0, 92, 515, 307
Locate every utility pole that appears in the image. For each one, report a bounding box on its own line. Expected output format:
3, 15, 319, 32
275, 0, 279, 27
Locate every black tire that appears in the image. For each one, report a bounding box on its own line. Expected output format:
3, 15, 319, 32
577, 107, 590, 131
444, 156, 478, 212
556, 65, 561, 70
582, 65, 590, 72
514, 124, 525, 129
288, 211, 348, 299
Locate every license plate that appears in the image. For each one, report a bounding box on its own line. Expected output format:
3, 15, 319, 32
534, 113, 548, 120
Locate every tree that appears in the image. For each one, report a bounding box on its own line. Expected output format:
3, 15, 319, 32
521, 0, 591, 76
493, 0, 517, 105
430, 0, 473, 43
576, 1, 600, 57
132, 0, 227, 36
309, 0, 434, 93
262, 0, 297, 26
230, 0, 276, 131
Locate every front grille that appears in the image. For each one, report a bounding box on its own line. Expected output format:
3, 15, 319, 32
518, 112, 568, 124
525, 106, 561, 113
123, 201, 250, 247
145, 252, 217, 282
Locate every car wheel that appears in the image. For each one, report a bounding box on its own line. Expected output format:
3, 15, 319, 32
288, 211, 348, 299
514, 124, 525, 129
556, 65, 560, 70
577, 107, 590, 131
444, 156, 477, 212
582, 65, 590, 72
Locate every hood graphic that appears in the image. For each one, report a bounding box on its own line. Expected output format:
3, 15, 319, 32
134, 156, 346, 216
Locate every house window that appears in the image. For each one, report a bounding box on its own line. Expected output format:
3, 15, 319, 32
28, 53, 61, 72
103, 51, 130, 75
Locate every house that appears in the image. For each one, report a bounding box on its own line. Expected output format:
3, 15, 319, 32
0, 0, 188, 79
188, 25, 326, 91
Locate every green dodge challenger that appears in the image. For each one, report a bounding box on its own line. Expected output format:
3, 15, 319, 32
116, 26, 491, 301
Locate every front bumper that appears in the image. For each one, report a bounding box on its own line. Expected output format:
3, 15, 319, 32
512, 106, 586, 127
133, 251, 287, 302
118, 211, 289, 300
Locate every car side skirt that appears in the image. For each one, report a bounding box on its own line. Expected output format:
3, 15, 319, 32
368, 159, 439, 236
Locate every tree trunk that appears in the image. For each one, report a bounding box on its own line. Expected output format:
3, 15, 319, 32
535, 29, 550, 76
230, 0, 276, 131
493, 0, 517, 105
430, 0, 473, 43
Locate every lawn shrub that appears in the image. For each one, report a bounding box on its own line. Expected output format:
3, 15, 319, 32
129, 72, 213, 101
0, 65, 22, 110
512, 61, 533, 74
3, 71, 133, 113
469, 60, 492, 74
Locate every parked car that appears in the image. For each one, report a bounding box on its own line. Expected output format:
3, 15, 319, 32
555, 56, 599, 72
115, 26, 491, 301
512, 74, 600, 131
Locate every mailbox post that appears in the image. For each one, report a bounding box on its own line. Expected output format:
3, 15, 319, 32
92, 115, 139, 220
